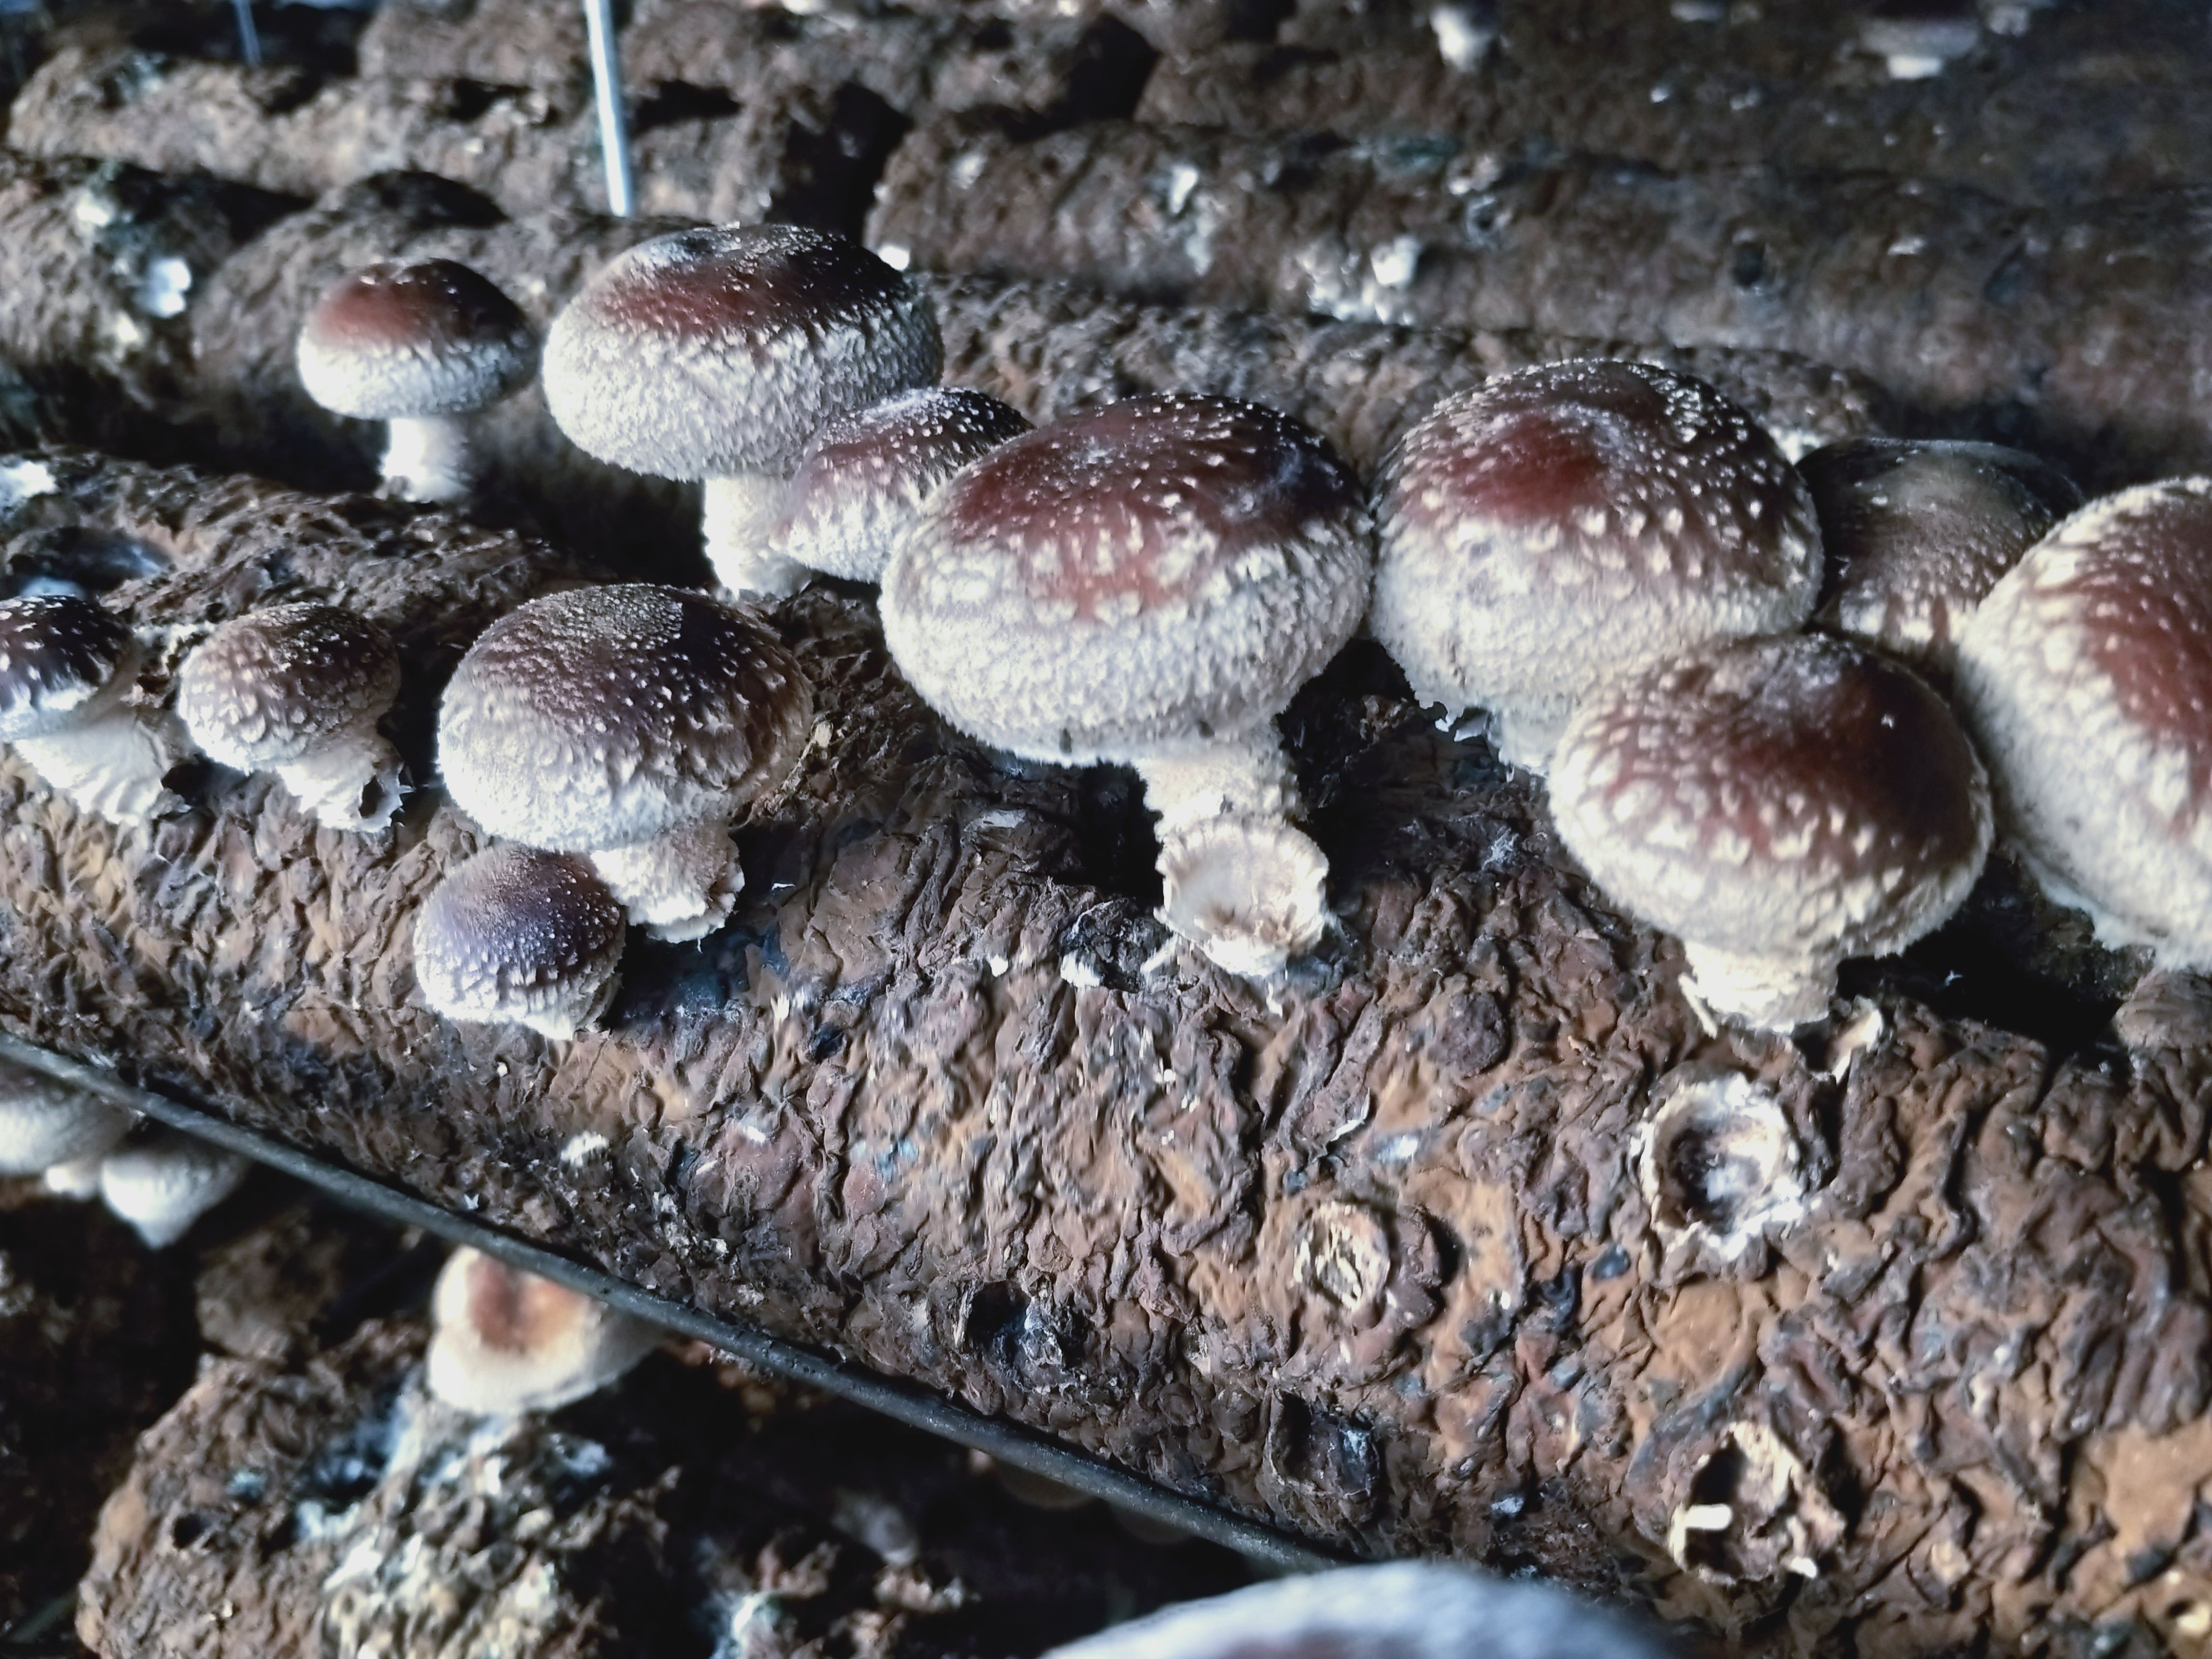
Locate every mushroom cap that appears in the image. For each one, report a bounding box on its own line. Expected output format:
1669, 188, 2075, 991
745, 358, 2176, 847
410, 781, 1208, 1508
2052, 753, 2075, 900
0, 1055, 133, 1175
880, 393, 1371, 765
97, 1129, 250, 1250
1552, 632, 1992, 968
438, 584, 812, 852
296, 259, 537, 421
1043, 1562, 1670, 1659
427, 1247, 657, 1416
1801, 437, 2081, 672
1952, 479, 2212, 967
0, 593, 136, 741
413, 844, 627, 1033
541, 224, 941, 482
176, 602, 401, 771
780, 386, 1032, 582
1370, 359, 1821, 724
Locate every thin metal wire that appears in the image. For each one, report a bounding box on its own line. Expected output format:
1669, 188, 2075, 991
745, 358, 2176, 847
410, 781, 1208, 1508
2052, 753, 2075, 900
0, 1033, 1346, 1574
230, 0, 261, 67
582, 0, 634, 216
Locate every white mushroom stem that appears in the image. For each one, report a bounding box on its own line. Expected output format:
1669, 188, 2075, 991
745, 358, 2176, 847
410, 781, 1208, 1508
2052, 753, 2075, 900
1487, 699, 1572, 775
273, 727, 404, 832
1133, 731, 1327, 978
1678, 941, 1839, 1034
10, 705, 182, 826
703, 471, 810, 600
383, 414, 477, 504
41, 1153, 107, 1200
589, 816, 743, 942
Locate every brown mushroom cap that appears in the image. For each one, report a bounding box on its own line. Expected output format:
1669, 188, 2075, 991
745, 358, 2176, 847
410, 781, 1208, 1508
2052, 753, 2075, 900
297, 259, 537, 422
880, 393, 1370, 763
438, 584, 812, 853
1801, 437, 2081, 673
0, 593, 136, 740
176, 602, 400, 772
1371, 359, 1820, 745
1952, 479, 2212, 968
1553, 632, 1991, 996
541, 224, 941, 482
780, 386, 1032, 582
413, 844, 627, 1035
427, 1247, 656, 1415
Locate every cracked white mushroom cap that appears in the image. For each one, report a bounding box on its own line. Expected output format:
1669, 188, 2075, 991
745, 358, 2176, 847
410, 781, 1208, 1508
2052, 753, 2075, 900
413, 844, 627, 1038
1043, 1562, 1671, 1659
437, 585, 812, 940
1952, 479, 2212, 970
1552, 632, 1992, 1031
1371, 359, 1822, 771
543, 225, 941, 596
881, 394, 1371, 976
427, 1247, 657, 1416
97, 1129, 249, 1249
176, 602, 405, 832
297, 260, 537, 505
0, 592, 177, 824
1800, 437, 2081, 676
779, 385, 1031, 582
0, 1053, 133, 1177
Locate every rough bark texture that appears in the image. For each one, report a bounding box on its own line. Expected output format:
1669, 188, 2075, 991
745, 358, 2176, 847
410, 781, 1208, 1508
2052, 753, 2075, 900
77, 1319, 1252, 1659
870, 120, 2212, 489
3, 453, 2210, 1656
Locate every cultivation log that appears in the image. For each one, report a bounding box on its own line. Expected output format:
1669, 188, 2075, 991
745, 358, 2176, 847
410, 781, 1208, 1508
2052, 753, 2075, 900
871, 120, 2212, 489
2, 452, 2209, 1657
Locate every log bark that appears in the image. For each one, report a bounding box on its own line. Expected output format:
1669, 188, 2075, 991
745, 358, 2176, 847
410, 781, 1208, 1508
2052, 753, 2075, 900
4, 452, 2211, 1656
870, 120, 2212, 488
78, 1317, 1252, 1659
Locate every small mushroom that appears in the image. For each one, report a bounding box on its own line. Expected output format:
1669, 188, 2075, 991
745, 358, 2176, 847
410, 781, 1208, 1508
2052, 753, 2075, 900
1551, 632, 1992, 1031
437, 585, 812, 942
296, 259, 538, 504
175, 602, 405, 832
97, 1128, 249, 1249
543, 224, 941, 599
1041, 1562, 1670, 1659
778, 386, 1031, 584
1952, 479, 2212, 970
881, 394, 1372, 978
1370, 360, 1821, 772
426, 1247, 656, 1416
0, 593, 183, 826
413, 844, 627, 1038
1800, 436, 2081, 678
0, 1053, 133, 1181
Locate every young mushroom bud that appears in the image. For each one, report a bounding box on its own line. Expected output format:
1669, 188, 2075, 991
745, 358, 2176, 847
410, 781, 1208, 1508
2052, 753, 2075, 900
778, 386, 1031, 583
1043, 1562, 1671, 1659
1800, 436, 2082, 678
1552, 633, 1992, 1032
438, 585, 812, 942
543, 224, 942, 600
426, 1247, 657, 1417
0, 1053, 133, 1180
97, 1128, 250, 1249
175, 602, 405, 832
882, 393, 1372, 978
297, 259, 537, 504
413, 844, 627, 1039
0, 593, 181, 826
1371, 359, 1821, 772
1952, 479, 2212, 970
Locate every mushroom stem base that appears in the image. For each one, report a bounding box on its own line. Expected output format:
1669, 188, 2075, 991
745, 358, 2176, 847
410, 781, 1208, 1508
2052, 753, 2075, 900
1133, 729, 1303, 836
1489, 702, 1572, 775
273, 729, 404, 832
1678, 942, 1838, 1034
1156, 813, 1331, 979
589, 818, 744, 943
704, 472, 808, 600
383, 415, 476, 504
12, 707, 180, 826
